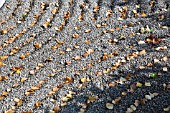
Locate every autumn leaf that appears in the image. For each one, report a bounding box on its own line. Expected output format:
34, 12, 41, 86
34, 102, 41, 108
64, 77, 73, 84
145, 34, 163, 45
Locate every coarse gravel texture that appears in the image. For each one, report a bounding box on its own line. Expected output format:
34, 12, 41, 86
0, 0, 170, 113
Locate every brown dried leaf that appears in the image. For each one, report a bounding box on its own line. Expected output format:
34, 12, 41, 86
64, 12, 70, 20
74, 56, 81, 60
0, 95, 4, 100
1, 29, 8, 34
96, 24, 101, 28
0, 56, 8, 61
34, 42, 42, 49
21, 78, 27, 82
0, 61, 6, 67
85, 29, 91, 33
139, 49, 146, 55
31, 86, 39, 90
34, 102, 41, 108
48, 91, 55, 96
19, 54, 25, 59
53, 106, 61, 112
96, 71, 103, 76
145, 34, 163, 45
85, 40, 91, 44
66, 48, 72, 52
5, 109, 14, 113
12, 84, 19, 88
51, 8, 57, 14
52, 87, 59, 92
83, 52, 89, 57
2, 92, 8, 96
64, 77, 73, 84
0, 76, 8, 81
87, 96, 97, 103
72, 33, 79, 38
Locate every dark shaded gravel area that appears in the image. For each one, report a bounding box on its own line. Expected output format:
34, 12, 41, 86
0, 0, 170, 113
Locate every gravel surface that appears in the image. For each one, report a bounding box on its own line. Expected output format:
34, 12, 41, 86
0, 0, 170, 113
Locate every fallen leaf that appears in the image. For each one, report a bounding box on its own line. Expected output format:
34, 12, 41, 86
48, 74, 55, 77
34, 102, 41, 108
145, 95, 151, 100
87, 96, 97, 103
31, 86, 39, 90
74, 56, 81, 60
72, 33, 79, 38
163, 67, 168, 72
0, 61, 6, 66
106, 103, 113, 109
138, 40, 145, 44
139, 66, 145, 69
64, 77, 73, 84
0, 95, 4, 100
140, 98, 147, 105
145, 82, 151, 86
34, 42, 42, 49
0, 56, 8, 61
155, 46, 167, 51
145, 34, 163, 45
136, 82, 143, 87
134, 100, 140, 107
163, 106, 170, 111
21, 78, 27, 82
150, 73, 157, 78
162, 56, 168, 62
112, 97, 121, 104
96, 71, 102, 76
12, 83, 19, 88
52, 87, 59, 92
154, 59, 160, 63
51, 8, 57, 14
29, 70, 35, 75
80, 78, 86, 83
53, 106, 61, 112
139, 49, 146, 55
126, 108, 133, 113
62, 97, 70, 102
0, 76, 8, 81
5, 109, 14, 113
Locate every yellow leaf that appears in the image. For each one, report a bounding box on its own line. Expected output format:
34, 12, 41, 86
34, 102, 41, 108
16, 70, 21, 74
136, 82, 143, 87
0, 61, 5, 66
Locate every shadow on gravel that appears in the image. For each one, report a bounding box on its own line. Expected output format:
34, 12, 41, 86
58, 63, 170, 113
111, 0, 170, 27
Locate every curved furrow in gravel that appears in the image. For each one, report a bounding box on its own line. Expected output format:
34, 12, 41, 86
0, 0, 20, 24
0, 0, 32, 37
0, 1, 51, 46
0, 0, 76, 111
0, 0, 66, 87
